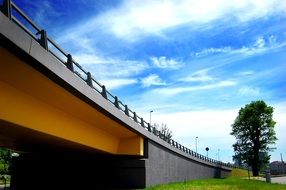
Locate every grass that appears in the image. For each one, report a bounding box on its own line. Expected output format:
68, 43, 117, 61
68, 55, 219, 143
144, 169, 286, 190
229, 168, 251, 177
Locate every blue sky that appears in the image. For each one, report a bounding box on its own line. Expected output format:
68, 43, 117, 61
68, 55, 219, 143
9, 0, 286, 163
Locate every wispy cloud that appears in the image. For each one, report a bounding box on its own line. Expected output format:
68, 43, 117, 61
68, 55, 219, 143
73, 53, 109, 64
254, 36, 266, 48
100, 78, 138, 90
105, 0, 286, 40
238, 86, 260, 97
73, 53, 148, 79
18, 0, 62, 28
237, 71, 254, 76
154, 80, 237, 96
71, 37, 97, 54
180, 69, 214, 82
150, 56, 183, 70
59, 0, 286, 42
191, 47, 232, 57
191, 35, 286, 58
141, 74, 167, 87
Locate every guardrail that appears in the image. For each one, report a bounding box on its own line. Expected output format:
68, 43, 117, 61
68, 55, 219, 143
1, 0, 238, 168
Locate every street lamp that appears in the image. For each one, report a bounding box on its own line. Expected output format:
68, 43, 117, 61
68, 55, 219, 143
195, 136, 198, 153
150, 110, 153, 125
205, 147, 209, 157
218, 149, 220, 161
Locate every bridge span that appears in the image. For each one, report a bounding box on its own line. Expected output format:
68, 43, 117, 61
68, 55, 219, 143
0, 0, 232, 189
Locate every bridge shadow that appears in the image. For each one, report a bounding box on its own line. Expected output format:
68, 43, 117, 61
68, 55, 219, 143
9, 150, 146, 190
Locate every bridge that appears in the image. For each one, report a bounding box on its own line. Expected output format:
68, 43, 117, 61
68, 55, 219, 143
0, 0, 232, 189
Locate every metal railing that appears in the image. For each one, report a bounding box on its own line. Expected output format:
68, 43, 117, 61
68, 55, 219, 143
1, 0, 237, 168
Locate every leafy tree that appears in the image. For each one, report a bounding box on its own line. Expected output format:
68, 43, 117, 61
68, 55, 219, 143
0, 148, 12, 175
153, 123, 173, 141
230, 100, 277, 176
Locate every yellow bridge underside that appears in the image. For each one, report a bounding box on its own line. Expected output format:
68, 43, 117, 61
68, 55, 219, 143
0, 47, 143, 156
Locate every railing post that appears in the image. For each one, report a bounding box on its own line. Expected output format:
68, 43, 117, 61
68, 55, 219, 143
86, 72, 93, 87
133, 112, 137, 122
37, 30, 48, 50
66, 54, 74, 72
147, 123, 152, 132
1, 0, 11, 19
101, 85, 107, 99
114, 96, 119, 109
140, 118, 144, 127
124, 105, 129, 116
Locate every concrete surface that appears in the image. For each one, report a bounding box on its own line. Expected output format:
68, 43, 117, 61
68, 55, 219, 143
145, 140, 231, 187
246, 176, 286, 185
271, 176, 286, 184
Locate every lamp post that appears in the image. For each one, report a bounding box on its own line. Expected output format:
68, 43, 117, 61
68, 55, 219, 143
195, 136, 198, 153
205, 147, 209, 157
150, 110, 153, 126
218, 149, 220, 161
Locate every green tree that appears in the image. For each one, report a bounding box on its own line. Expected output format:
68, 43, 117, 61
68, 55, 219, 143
153, 123, 173, 141
0, 148, 12, 175
230, 100, 277, 176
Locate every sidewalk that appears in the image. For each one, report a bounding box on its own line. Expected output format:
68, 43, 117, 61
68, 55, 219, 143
244, 176, 286, 185
271, 176, 286, 184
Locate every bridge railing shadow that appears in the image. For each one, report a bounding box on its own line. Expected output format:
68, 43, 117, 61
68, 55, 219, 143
1, 0, 242, 169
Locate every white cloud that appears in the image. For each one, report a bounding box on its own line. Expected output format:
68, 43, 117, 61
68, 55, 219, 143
180, 69, 214, 82
237, 71, 254, 76
101, 0, 286, 40
238, 86, 260, 97
235, 0, 286, 22
154, 80, 236, 96
254, 36, 266, 48
59, 0, 286, 42
99, 78, 137, 90
141, 74, 166, 87
73, 53, 108, 64
150, 56, 182, 69
268, 35, 277, 45
191, 35, 286, 57
73, 53, 148, 78
191, 47, 232, 57
72, 37, 96, 53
